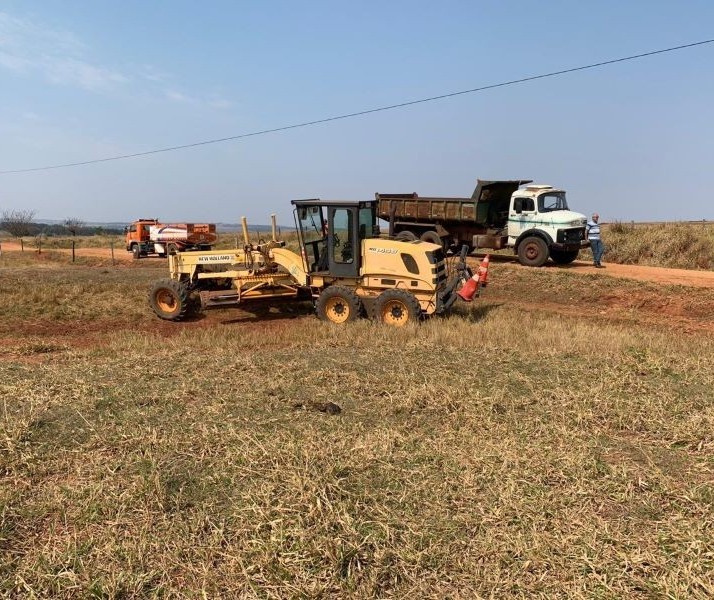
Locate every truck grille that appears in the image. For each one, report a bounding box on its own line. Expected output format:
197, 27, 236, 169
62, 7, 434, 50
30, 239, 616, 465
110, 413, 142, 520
557, 227, 585, 243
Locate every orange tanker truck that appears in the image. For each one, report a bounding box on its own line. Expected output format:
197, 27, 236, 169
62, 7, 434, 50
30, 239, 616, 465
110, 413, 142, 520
125, 219, 217, 259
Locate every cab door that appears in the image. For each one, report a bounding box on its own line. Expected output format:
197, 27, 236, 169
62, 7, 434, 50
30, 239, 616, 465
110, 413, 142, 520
328, 207, 360, 278
508, 196, 537, 238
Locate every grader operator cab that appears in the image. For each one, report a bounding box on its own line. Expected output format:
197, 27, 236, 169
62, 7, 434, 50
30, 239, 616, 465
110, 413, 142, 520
148, 199, 489, 326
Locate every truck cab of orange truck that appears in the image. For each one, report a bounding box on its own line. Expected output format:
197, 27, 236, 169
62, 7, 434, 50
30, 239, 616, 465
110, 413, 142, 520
125, 219, 159, 253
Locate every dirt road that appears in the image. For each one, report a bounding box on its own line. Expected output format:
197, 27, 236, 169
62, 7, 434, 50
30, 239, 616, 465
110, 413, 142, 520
2, 239, 712, 287
471, 254, 714, 288
0, 240, 137, 263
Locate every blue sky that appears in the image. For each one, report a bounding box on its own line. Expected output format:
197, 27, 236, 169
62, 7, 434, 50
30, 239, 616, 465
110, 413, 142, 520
1, 1, 713, 224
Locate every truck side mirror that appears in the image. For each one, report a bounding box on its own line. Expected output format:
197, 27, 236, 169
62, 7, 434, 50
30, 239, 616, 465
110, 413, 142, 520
513, 198, 523, 214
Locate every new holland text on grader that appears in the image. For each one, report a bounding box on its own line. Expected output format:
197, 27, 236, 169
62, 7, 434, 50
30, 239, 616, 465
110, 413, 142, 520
148, 199, 489, 326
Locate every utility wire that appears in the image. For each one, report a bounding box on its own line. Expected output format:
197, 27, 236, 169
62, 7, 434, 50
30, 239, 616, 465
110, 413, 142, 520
2, 38, 713, 175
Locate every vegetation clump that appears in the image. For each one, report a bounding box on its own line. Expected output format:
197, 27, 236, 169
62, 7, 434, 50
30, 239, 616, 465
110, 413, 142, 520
601, 222, 714, 269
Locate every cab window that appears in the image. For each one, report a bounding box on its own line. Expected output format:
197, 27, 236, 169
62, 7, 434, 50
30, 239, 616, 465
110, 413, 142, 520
359, 207, 376, 239
297, 206, 325, 244
332, 208, 353, 264
513, 197, 535, 213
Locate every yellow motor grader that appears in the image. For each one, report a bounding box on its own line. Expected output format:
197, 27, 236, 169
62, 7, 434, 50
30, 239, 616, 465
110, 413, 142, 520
148, 199, 487, 326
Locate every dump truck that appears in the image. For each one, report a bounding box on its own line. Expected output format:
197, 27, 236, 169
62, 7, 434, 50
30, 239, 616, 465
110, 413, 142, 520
377, 180, 589, 266
125, 219, 217, 258
148, 199, 490, 326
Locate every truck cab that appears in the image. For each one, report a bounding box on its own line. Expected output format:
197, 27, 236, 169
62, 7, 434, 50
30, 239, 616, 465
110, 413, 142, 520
508, 185, 587, 266
125, 219, 159, 255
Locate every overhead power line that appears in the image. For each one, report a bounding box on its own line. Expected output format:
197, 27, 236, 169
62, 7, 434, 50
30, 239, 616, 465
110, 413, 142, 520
2, 38, 713, 175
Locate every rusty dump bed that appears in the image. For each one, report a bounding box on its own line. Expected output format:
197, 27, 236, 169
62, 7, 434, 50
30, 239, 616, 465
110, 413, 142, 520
376, 179, 531, 229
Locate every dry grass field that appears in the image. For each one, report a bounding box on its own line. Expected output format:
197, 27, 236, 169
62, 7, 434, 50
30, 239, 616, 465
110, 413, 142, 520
1, 243, 713, 598
598, 222, 714, 270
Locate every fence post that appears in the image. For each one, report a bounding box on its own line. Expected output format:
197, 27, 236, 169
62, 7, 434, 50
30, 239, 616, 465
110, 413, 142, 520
72, 240, 76, 263
0, 241, 2, 257
37, 237, 41, 254
20, 238, 24, 252
110, 241, 115, 266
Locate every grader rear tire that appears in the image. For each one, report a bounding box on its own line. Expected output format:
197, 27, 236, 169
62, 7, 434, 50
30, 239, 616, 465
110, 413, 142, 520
374, 289, 422, 327
316, 286, 363, 324
149, 279, 192, 321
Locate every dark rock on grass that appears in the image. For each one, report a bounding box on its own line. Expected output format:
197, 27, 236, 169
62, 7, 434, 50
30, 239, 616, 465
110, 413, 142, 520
292, 400, 342, 415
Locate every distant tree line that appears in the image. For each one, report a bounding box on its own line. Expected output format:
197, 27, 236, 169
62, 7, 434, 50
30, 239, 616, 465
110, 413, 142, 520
0, 210, 123, 237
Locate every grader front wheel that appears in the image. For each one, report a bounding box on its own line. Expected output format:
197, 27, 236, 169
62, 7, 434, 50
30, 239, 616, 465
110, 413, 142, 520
316, 286, 363, 324
149, 279, 193, 321
374, 289, 422, 326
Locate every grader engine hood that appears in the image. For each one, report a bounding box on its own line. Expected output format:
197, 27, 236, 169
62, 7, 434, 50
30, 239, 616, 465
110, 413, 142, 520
362, 238, 444, 283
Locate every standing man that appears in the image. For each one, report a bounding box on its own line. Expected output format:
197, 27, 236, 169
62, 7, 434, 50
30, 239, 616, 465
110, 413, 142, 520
587, 213, 605, 268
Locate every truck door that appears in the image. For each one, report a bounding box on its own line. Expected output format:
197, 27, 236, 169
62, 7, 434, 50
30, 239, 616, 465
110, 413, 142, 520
328, 207, 360, 278
509, 196, 536, 238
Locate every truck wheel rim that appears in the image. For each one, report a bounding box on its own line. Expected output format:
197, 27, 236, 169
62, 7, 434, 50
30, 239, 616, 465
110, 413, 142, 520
325, 297, 350, 323
382, 300, 408, 326
525, 243, 540, 260
156, 290, 177, 313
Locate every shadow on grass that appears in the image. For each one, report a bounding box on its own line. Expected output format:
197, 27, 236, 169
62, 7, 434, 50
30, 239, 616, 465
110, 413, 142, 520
439, 301, 503, 323
216, 301, 315, 325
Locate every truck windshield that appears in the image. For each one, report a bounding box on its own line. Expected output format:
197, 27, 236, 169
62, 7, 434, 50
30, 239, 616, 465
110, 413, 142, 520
538, 192, 568, 213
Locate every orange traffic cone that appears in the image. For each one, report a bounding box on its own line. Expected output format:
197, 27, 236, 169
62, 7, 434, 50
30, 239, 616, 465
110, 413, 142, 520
457, 255, 491, 302
477, 254, 490, 287
457, 274, 479, 302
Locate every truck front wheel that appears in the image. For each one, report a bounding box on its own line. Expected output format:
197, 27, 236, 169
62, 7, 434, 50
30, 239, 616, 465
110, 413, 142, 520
550, 249, 579, 265
517, 236, 548, 267
132, 244, 141, 260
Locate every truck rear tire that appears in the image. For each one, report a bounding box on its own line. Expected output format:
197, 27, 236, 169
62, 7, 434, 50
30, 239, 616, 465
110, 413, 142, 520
167, 243, 179, 256
374, 289, 422, 326
517, 236, 548, 267
316, 286, 363, 324
149, 279, 192, 321
420, 231, 443, 247
395, 231, 418, 242
550, 249, 579, 265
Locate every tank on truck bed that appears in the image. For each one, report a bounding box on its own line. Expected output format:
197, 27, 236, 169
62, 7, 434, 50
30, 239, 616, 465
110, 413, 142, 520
376, 179, 588, 267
